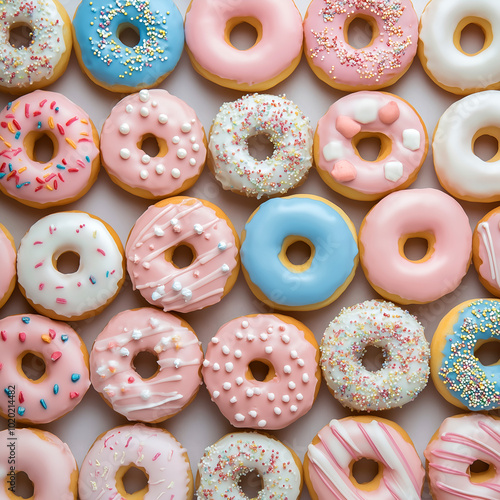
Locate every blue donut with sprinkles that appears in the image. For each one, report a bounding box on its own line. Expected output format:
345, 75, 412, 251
72, 0, 184, 92
240, 195, 359, 311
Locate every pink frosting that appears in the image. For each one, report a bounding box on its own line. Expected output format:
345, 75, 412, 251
0, 90, 99, 207
0, 224, 16, 307
185, 0, 303, 88
0, 314, 90, 424
0, 428, 77, 500
303, 0, 418, 89
202, 314, 319, 430
101, 89, 206, 198
359, 188, 472, 304
475, 209, 500, 296
126, 197, 239, 313
90, 307, 203, 422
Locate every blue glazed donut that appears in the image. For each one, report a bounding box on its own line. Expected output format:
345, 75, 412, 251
240, 195, 359, 311
72, 0, 184, 92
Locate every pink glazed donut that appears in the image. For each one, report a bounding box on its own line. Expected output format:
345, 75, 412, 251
0, 224, 16, 309
359, 188, 472, 304
303, 0, 419, 91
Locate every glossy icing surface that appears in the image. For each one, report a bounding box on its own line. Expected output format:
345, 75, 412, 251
475, 208, 500, 295
0, 224, 16, 306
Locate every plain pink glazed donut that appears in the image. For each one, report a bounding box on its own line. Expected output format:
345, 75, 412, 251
0, 224, 16, 309
359, 188, 472, 304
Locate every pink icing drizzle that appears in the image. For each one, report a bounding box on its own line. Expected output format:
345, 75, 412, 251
475, 211, 500, 295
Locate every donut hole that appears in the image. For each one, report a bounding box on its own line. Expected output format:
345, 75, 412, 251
238, 469, 263, 497
454, 17, 492, 56
285, 239, 312, 266
132, 351, 159, 380
12, 471, 34, 498
350, 458, 380, 486
24, 131, 58, 164
468, 459, 496, 483
165, 244, 196, 269
474, 340, 500, 366
117, 23, 140, 48
247, 359, 275, 383
247, 133, 275, 161
361, 345, 386, 372
8, 23, 34, 49
352, 132, 391, 162
279, 236, 315, 272
345, 16, 378, 49
472, 128, 500, 162
116, 465, 149, 497
399, 232, 435, 263
226, 18, 262, 50
20, 352, 46, 381
54, 251, 80, 274
138, 134, 168, 158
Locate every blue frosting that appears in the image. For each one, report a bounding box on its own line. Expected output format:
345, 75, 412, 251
241, 196, 358, 308
73, 0, 184, 89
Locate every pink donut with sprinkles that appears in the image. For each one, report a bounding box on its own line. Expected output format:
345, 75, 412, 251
101, 89, 207, 199
0, 224, 16, 309
0, 90, 100, 208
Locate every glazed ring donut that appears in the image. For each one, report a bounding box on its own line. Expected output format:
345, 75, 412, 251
431, 298, 500, 411
0, 90, 100, 208
126, 196, 240, 314
0, 0, 72, 94
315, 91, 428, 201
79, 424, 193, 500
240, 194, 358, 311
72, 0, 184, 92
359, 188, 472, 304
320, 300, 430, 412
184, 0, 303, 91
303, 0, 419, 91
425, 413, 500, 500
304, 416, 425, 500
208, 93, 313, 198
17, 211, 125, 321
0, 428, 78, 498
91, 307, 203, 423
0, 224, 16, 309
202, 314, 320, 430
101, 89, 207, 199
197, 431, 302, 499
0, 314, 90, 424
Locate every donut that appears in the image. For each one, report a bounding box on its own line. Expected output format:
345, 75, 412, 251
0, 224, 16, 309
17, 211, 125, 321
424, 413, 500, 500
433, 90, 500, 203
359, 188, 472, 305
303, 0, 419, 91
184, 0, 303, 91
0, 428, 78, 498
240, 194, 358, 311
197, 431, 302, 499
79, 423, 193, 500
90, 307, 203, 423
431, 298, 500, 411
0, 0, 72, 94
304, 416, 425, 500
202, 314, 320, 430
101, 88, 207, 199
72, 0, 184, 93
0, 90, 100, 208
320, 300, 430, 412
126, 196, 240, 314
208, 93, 313, 198
0, 314, 90, 424
315, 91, 428, 201
419, 0, 500, 95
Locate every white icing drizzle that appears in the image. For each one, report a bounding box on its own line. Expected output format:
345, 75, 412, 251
478, 221, 500, 288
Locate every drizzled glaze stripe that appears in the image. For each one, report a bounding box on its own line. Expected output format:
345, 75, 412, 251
474, 209, 500, 297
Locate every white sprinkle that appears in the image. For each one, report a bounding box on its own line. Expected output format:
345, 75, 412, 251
131, 329, 142, 340
274, 407, 282, 415
241, 320, 249, 329
181, 288, 192, 301
249, 410, 257, 418
253, 387, 261, 396
234, 413, 245, 422
141, 389, 151, 400
297, 359, 305, 367
213, 363, 220, 371
234, 350, 242, 358
202, 359, 210, 367
192, 224, 203, 235
265, 346, 273, 354
290, 405, 298, 413
296, 393, 303, 401
225, 363, 233, 373
140, 107, 149, 117
246, 388, 254, 397
119, 347, 129, 357
190, 136, 196, 143
323, 140, 344, 161
139, 89, 150, 102
288, 381, 296, 390
177, 148, 187, 159
302, 373, 310, 383
120, 148, 130, 159
213, 391, 220, 399
282, 335, 290, 344
282, 395, 290, 403
141, 154, 151, 165
221, 264, 230, 273
170, 168, 180, 178
223, 382, 231, 390
235, 332, 243, 339
230, 396, 237, 404
189, 158, 196, 166
173, 359, 181, 369
170, 218, 179, 226
181, 123, 192, 133
158, 114, 168, 124
384, 161, 404, 182
211, 337, 219, 344
125, 104, 133, 113
260, 333, 268, 341
172, 281, 182, 291
192, 143, 200, 152
218, 241, 227, 250
172, 136, 180, 144
284, 365, 292, 374
247, 334, 255, 342
290, 350, 298, 359
267, 393, 275, 401
354, 98, 379, 124
140, 169, 149, 180
403, 129, 421, 151
267, 327, 273, 334
258, 420, 266, 427
222, 345, 230, 355
152, 101, 157, 107
236, 377, 244, 385
154, 225, 164, 236
156, 164, 165, 175
119, 123, 130, 135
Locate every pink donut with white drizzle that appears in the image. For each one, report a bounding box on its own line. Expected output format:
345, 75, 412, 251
0, 314, 90, 424
0, 224, 16, 309
90, 307, 203, 423
0, 90, 100, 208
78, 423, 193, 500
315, 91, 428, 201
303, 0, 419, 91
100, 89, 207, 199
202, 314, 320, 430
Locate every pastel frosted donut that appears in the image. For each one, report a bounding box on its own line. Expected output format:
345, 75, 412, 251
0, 428, 78, 498
101, 89, 207, 199
431, 298, 500, 411
208, 93, 313, 198
359, 188, 472, 305
240, 194, 358, 311
320, 300, 430, 412
17, 211, 125, 321
0, 224, 16, 309
202, 314, 320, 430
0, 314, 90, 424
425, 413, 500, 500
185, 0, 303, 91
303, 0, 419, 91
79, 424, 193, 500
304, 416, 425, 500
0, 0, 72, 94
72, 0, 184, 93
433, 91, 500, 203
90, 307, 203, 423
0, 90, 100, 208
197, 431, 302, 499
419, 0, 500, 94
315, 91, 428, 201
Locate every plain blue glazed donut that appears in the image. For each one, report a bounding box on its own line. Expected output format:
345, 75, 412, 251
72, 0, 184, 92
240, 195, 359, 311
